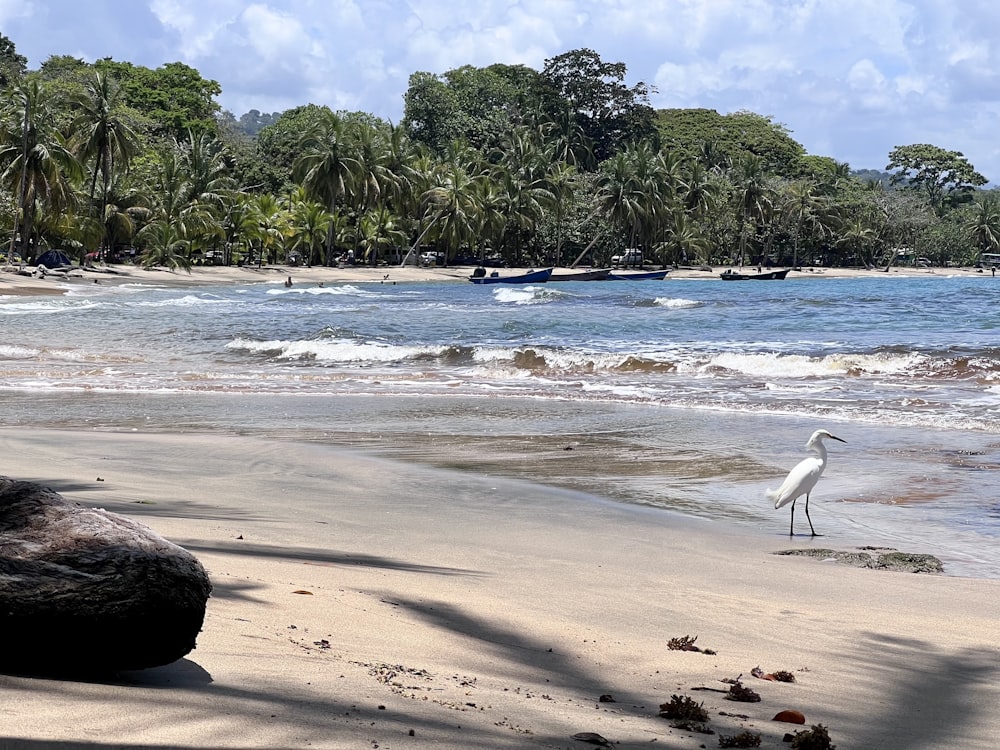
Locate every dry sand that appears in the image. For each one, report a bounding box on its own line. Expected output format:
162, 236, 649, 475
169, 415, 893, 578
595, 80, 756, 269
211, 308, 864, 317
1, 428, 999, 749
1, 259, 989, 297
2, 262, 999, 749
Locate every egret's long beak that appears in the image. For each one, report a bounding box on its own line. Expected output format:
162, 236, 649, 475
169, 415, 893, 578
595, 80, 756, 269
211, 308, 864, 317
830, 434, 847, 443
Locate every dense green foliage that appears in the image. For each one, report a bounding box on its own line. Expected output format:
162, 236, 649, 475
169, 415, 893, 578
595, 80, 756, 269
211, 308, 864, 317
1, 36, 997, 271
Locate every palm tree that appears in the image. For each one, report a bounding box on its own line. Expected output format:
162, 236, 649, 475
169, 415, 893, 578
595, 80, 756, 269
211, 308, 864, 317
730, 155, 773, 267
537, 106, 595, 170
136, 220, 191, 271
249, 193, 288, 266
968, 196, 1000, 262
544, 160, 577, 265
356, 207, 407, 264
661, 212, 710, 266
0, 80, 82, 261
294, 110, 359, 265
419, 159, 483, 262
595, 142, 678, 260
180, 129, 234, 210
781, 180, 826, 268
287, 195, 332, 266
837, 217, 880, 268
70, 72, 139, 257
492, 128, 555, 262
680, 161, 720, 218
98, 173, 152, 262
595, 151, 644, 253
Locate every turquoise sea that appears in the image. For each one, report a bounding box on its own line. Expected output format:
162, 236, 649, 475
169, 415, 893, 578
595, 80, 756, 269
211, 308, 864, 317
2, 271, 1000, 577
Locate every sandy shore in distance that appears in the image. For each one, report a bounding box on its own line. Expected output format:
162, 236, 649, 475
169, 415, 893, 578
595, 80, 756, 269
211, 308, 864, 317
1, 259, 990, 296
1, 428, 999, 749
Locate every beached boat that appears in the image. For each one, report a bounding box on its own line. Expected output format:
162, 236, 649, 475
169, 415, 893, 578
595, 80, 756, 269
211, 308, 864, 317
548, 268, 612, 282
469, 268, 553, 284
606, 269, 670, 281
719, 268, 791, 281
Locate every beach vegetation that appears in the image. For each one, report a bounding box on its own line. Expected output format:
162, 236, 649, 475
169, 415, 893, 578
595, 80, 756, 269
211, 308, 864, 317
0, 35, 997, 272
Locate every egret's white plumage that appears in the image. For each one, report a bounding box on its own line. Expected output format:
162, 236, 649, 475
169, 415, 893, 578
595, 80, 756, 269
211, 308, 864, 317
766, 429, 846, 536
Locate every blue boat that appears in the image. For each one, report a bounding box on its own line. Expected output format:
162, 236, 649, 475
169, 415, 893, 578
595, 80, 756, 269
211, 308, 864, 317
469, 268, 554, 284
606, 269, 670, 281
548, 268, 612, 282
719, 268, 790, 281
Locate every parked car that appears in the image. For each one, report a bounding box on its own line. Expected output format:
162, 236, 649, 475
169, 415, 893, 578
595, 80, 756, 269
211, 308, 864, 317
611, 248, 643, 267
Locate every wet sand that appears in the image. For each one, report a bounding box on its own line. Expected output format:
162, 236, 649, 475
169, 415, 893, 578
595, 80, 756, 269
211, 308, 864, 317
1, 428, 999, 748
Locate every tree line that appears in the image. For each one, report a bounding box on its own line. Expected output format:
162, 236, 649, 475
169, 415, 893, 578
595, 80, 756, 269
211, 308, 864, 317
1, 37, 998, 272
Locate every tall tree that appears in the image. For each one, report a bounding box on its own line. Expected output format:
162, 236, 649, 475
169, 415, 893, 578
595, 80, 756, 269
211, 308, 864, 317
967, 195, 1000, 261
541, 48, 656, 162
70, 72, 140, 254
656, 108, 805, 176
286, 192, 332, 267
730, 154, 773, 267
886, 143, 987, 215
95, 59, 222, 139
0, 33, 27, 89
402, 63, 546, 155
293, 110, 359, 265
780, 180, 827, 268
0, 80, 82, 260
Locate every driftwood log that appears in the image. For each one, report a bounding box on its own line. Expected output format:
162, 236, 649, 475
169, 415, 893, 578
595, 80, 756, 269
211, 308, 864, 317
0, 477, 211, 673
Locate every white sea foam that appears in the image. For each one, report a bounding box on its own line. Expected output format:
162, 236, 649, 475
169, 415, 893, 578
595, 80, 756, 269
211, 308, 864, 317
227, 337, 447, 363
0, 344, 40, 358
700, 351, 926, 378
266, 284, 377, 297
0, 298, 104, 315
653, 297, 701, 309
492, 286, 558, 304
137, 294, 229, 308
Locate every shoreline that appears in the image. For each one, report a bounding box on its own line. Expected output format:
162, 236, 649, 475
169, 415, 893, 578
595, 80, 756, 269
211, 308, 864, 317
1, 260, 990, 296
1, 427, 999, 748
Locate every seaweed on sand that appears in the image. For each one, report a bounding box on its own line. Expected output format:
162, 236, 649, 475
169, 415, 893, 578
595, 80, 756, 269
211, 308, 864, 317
658, 694, 709, 722
791, 724, 836, 749
667, 634, 717, 654
719, 730, 762, 747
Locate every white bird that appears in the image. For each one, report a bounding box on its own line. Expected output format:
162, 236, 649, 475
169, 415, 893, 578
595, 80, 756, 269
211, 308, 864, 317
766, 429, 846, 536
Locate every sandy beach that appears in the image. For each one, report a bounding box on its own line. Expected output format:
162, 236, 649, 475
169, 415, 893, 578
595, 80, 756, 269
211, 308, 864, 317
3, 262, 1000, 749
2, 428, 999, 749
1, 258, 989, 297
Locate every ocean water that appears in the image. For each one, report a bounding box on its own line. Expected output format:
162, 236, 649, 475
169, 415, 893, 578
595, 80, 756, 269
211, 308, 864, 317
2, 271, 1000, 577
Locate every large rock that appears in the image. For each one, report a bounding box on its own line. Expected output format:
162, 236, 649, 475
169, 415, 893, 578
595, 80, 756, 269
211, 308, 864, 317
0, 477, 211, 673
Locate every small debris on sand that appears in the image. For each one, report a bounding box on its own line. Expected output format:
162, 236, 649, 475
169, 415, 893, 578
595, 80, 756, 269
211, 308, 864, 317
774, 547, 943, 573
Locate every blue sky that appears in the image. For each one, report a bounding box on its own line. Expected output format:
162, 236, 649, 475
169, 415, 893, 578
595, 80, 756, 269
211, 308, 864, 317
3, 0, 1000, 180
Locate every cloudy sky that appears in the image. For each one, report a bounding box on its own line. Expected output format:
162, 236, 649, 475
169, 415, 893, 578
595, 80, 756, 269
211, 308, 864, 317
3, 0, 1000, 180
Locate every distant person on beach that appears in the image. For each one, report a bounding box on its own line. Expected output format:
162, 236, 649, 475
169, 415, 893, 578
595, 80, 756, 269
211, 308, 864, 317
284, 276, 293, 287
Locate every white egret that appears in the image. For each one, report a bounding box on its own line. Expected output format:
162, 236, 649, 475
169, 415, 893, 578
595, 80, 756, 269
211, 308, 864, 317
766, 430, 846, 536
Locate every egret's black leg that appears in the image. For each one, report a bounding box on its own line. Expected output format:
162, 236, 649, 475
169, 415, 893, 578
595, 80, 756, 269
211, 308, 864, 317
789, 499, 796, 536
804, 493, 821, 536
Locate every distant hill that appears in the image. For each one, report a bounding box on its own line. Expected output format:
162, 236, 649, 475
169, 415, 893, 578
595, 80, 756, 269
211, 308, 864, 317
852, 168, 895, 186
235, 109, 281, 137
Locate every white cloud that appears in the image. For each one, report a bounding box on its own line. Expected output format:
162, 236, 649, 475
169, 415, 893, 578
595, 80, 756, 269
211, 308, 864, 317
0, 0, 33, 26
3, 0, 1000, 179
